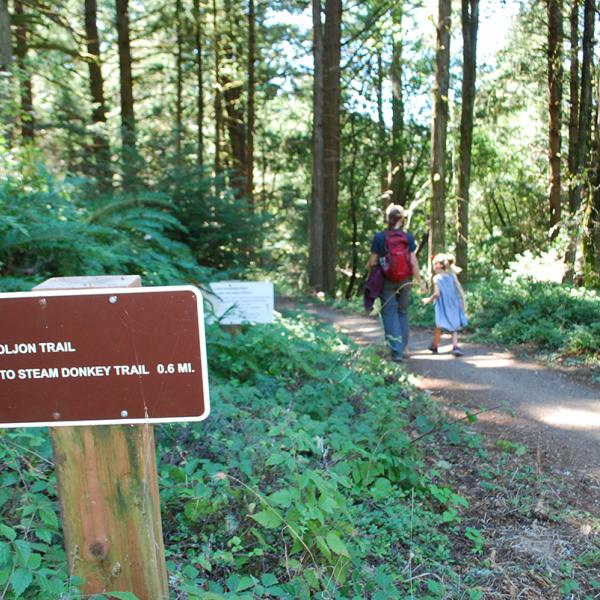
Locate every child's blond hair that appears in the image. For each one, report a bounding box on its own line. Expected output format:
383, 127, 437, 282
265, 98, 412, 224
432, 253, 462, 273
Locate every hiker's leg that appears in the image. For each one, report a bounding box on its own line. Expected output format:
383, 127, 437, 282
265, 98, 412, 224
396, 278, 412, 350
452, 331, 458, 347
433, 327, 442, 348
381, 281, 403, 358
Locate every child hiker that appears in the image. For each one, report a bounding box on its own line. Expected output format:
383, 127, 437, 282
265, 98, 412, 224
421, 253, 467, 356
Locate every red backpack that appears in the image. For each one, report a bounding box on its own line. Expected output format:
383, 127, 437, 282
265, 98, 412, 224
380, 230, 413, 281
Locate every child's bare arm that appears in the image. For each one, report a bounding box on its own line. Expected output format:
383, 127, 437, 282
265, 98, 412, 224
422, 281, 440, 304
453, 273, 466, 307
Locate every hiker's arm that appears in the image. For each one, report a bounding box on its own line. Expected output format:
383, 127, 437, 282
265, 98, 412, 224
410, 252, 421, 281
367, 252, 379, 269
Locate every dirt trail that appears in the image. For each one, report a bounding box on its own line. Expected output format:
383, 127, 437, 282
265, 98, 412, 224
283, 302, 600, 482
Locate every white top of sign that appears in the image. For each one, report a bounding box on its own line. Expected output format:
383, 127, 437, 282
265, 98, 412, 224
206, 281, 274, 325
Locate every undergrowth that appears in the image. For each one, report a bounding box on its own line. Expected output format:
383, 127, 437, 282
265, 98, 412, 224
1, 306, 600, 598
0, 309, 490, 599
158, 311, 486, 598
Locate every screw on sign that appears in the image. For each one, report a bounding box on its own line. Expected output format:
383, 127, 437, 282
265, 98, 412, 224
0, 276, 211, 599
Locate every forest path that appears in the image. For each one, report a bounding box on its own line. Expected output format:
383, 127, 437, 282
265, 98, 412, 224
281, 301, 600, 480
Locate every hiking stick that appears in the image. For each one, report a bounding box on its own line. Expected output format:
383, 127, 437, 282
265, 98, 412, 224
371, 280, 415, 316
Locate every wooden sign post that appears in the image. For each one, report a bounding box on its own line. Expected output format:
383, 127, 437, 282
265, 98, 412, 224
19, 275, 208, 598
50, 422, 168, 597
35, 276, 168, 598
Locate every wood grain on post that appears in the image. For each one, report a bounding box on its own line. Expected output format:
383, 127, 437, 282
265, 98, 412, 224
34, 275, 169, 598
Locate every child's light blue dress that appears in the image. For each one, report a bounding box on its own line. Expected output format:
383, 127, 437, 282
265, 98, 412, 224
433, 273, 468, 332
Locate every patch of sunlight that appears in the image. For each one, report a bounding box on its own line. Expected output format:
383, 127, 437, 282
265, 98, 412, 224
541, 408, 600, 429
466, 355, 539, 370
416, 378, 490, 392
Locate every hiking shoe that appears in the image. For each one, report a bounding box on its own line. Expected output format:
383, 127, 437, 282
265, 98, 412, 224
428, 345, 438, 354
391, 354, 403, 363
452, 347, 464, 357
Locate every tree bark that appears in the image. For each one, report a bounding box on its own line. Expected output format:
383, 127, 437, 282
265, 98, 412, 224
547, 0, 563, 234
429, 0, 451, 258
587, 85, 600, 279
84, 0, 111, 183
14, 0, 34, 141
390, 2, 405, 206
0, 0, 10, 74
455, 0, 479, 281
376, 49, 387, 198
246, 0, 255, 205
222, 44, 246, 196
193, 0, 204, 167
565, 0, 595, 281
320, 0, 342, 295
212, 0, 222, 174
115, 0, 136, 182
563, 0, 580, 282
584, 59, 599, 279
308, 0, 341, 295
577, 0, 594, 182
345, 113, 359, 300
312, 0, 342, 296
567, 0, 580, 214
0, 0, 12, 140
309, 0, 325, 290
175, 0, 183, 161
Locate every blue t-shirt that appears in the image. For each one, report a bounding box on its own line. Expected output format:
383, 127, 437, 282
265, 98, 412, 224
371, 230, 416, 256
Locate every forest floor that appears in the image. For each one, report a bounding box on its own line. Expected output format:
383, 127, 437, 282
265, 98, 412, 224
279, 299, 600, 598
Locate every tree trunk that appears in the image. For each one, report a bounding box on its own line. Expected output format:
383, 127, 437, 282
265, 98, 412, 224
565, 0, 595, 281
390, 2, 405, 206
455, 0, 479, 281
584, 72, 600, 280
309, 0, 342, 295
0, 0, 10, 74
175, 0, 183, 161
193, 0, 204, 167
212, 0, 222, 174
547, 0, 563, 234
14, 0, 34, 141
320, 0, 342, 295
563, 0, 580, 282
222, 59, 246, 196
309, 0, 325, 290
567, 0, 580, 214
577, 0, 594, 179
84, 0, 111, 184
376, 49, 387, 198
587, 90, 600, 279
345, 113, 359, 300
429, 0, 451, 258
246, 0, 255, 205
115, 0, 136, 183
0, 0, 12, 141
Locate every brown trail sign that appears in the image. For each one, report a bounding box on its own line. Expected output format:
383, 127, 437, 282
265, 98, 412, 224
0, 280, 209, 427
0, 275, 211, 598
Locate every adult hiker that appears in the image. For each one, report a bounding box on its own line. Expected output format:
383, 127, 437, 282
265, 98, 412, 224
366, 203, 424, 362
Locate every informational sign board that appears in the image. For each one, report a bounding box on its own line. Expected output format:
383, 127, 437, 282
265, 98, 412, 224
206, 281, 274, 324
0, 286, 209, 428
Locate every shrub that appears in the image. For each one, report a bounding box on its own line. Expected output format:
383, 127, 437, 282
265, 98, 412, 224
0, 158, 211, 290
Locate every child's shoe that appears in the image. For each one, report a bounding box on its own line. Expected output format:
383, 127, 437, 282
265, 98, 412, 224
452, 346, 464, 357
428, 345, 438, 354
